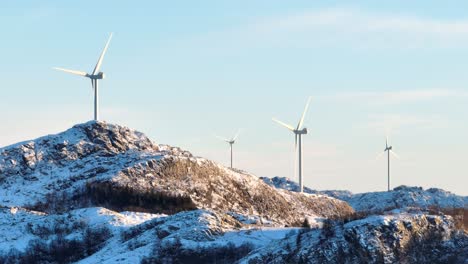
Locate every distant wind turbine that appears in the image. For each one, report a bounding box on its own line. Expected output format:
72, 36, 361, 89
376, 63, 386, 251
272, 97, 312, 193
216, 131, 240, 169
54, 33, 113, 121
377, 137, 400, 191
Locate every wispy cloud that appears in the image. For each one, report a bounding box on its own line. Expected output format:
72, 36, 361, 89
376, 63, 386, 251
243, 8, 468, 49
330, 89, 467, 105
366, 114, 446, 135
258, 8, 468, 35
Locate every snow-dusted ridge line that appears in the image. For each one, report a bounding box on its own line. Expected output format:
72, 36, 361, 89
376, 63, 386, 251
0, 121, 146, 150
263, 176, 467, 212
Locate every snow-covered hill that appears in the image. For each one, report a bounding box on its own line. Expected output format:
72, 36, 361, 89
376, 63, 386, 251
347, 186, 467, 213
0, 121, 352, 226
262, 176, 467, 212
0, 122, 465, 263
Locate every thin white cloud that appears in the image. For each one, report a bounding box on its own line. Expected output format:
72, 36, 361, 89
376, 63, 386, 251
366, 114, 445, 135
261, 8, 468, 35
331, 89, 467, 105
246, 8, 468, 49
169, 7, 468, 55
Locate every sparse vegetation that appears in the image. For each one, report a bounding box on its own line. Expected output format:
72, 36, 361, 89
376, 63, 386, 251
25, 216, 88, 239
140, 240, 255, 264
85, 181, 197, 214
0, 226, 111, 264
25, 181, 198, 215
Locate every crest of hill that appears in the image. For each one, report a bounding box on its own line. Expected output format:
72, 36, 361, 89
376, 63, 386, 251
262, 176, 467, 213
0, 121, 353, 226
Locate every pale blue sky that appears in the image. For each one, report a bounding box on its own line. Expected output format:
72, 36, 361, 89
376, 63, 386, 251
1, 1, 467, 195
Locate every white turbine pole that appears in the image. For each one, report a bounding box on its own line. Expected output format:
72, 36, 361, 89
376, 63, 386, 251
294, 134, 298, 187
230, 142, 233, 169
387, 148, 390, 192
298, 134, 303, 193
94, 80, 99, 121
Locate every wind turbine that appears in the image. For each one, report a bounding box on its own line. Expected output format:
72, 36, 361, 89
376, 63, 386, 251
54, 33, 113, 121
272, 97, 312, 193
216, 131, 240, 169
377, 137, 400, 191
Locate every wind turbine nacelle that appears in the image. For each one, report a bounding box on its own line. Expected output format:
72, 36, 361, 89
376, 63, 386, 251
91, 72, 105, 79
299, 128, 308, 134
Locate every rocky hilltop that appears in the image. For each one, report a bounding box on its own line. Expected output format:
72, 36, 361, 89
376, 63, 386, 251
0, 122, 465, 263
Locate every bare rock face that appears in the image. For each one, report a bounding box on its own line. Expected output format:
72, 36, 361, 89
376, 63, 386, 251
0, 121, 353, 226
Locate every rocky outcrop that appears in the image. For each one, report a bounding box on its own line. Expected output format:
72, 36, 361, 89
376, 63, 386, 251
242, 213, 468, 264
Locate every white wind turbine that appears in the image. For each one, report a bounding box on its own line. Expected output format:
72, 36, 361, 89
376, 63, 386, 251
377, 137, 400, 191
272, 97, 312, 193
216, 130, 240, 169
54, 33, 113, 121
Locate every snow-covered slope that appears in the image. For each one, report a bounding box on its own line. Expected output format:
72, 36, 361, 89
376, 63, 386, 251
0, 206, 163, 254
0, 204, 306, 263
3, 204, 464, 263
262, 176, 467, 212
0, 122, 353, 226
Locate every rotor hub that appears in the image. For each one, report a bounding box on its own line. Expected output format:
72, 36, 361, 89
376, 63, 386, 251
295, 128, 308, 135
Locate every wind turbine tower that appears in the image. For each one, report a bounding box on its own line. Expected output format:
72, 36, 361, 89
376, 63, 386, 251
216, 131, 240, 169
272, 97, 312, 193
381, 137, 400, 191
54, 33, 113, 121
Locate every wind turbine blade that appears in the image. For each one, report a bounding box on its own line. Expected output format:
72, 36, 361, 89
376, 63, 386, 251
272, 118, 295, 131
390, 150, 401, 159
386, 136, 389, 149
232, 130, 241, 141
297, 96, 312, 130
53, 67, 88, 77
92, 33, 113, 75
215, 135, 230, 143
375, 151, 386, 160
295, 134, 298, 152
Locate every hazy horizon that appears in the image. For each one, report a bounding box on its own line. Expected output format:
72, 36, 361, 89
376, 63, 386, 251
1, 1, 467, 195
